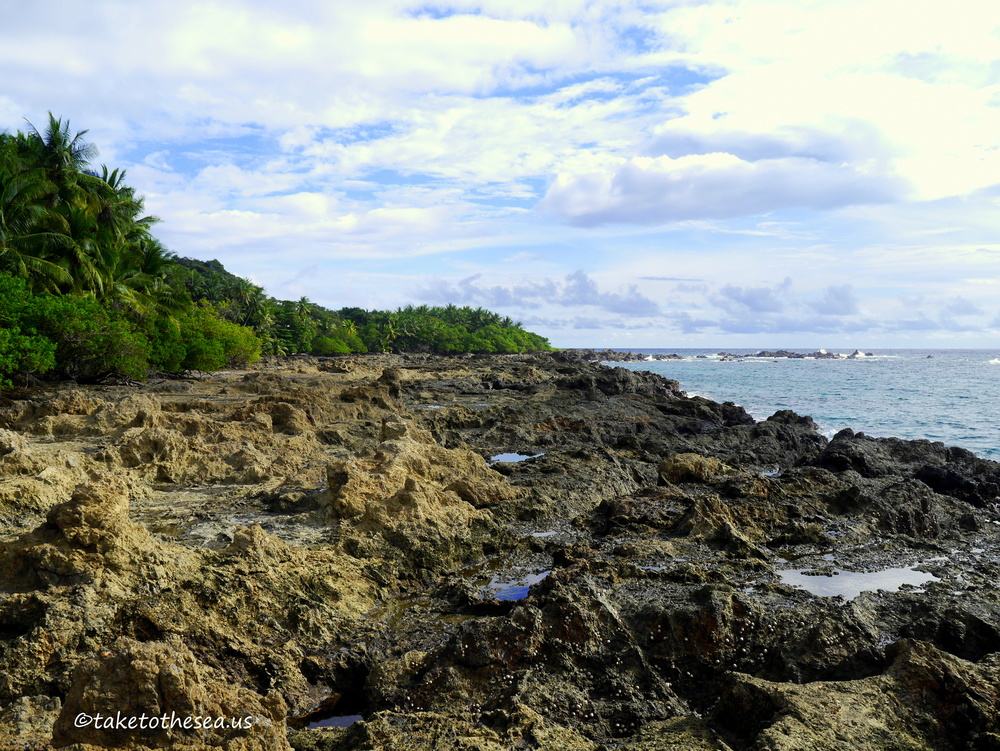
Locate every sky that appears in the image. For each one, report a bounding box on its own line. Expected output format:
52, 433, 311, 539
4, 0, 1000, 349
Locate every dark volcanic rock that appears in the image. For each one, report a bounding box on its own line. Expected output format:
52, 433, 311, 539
816, 428, 1000, 508
557, 349, 684, 363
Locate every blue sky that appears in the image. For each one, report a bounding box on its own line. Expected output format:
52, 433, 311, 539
4, 0, 1000, 348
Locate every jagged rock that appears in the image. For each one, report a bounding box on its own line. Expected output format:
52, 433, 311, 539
144, 379, 195, 393
325, 418, 520, 515
0, 353, 995, 750
291, 707, 600, 751
105, 414, 317, 485
815, 430, 1000, 509
617, 716, 734, 750
51, 636, 290, 749
556, 365, 683, 399
1, 476, 172, 589
0, 428, 28, 457
712, 640, 1000, 751
91, 393, 162, 431
324, 419, 518, 571
671, 495, 767, 557
33, 390, 103, 418
659, 454, 734, 484
0, 694, 62, 749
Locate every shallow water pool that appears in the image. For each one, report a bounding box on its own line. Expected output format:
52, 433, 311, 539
779, 565, 938, 600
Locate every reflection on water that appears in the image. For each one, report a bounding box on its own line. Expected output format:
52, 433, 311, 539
489, 451, 545, 464
779, 565, 938, 600
484, 570, 551, 601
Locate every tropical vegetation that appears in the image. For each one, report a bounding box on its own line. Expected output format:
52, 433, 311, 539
172, 257, 550, 356
0, 114, 550, 388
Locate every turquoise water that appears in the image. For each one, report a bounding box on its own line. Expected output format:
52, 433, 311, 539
607, 349, 1000, 460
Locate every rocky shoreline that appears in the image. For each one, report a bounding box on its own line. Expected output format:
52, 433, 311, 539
717, 349, 875, 360
565, 348, 877, 362
0, 351, 998, 750
559, 349, 684, 362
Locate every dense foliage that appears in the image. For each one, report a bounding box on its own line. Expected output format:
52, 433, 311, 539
340, 304, 551, 354
174, 258, 551, 356
0, 113, 550, 387
0, 114, 263, 386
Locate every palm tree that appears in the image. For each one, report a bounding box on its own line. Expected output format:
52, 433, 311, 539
50, 203, 106, 295
104, 237, 183, 317
19, 114, 101, 208
91, 167, 149, 243
0, 156, 70, 291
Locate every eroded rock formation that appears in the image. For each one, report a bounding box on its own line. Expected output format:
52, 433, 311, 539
0, 353, 997, 749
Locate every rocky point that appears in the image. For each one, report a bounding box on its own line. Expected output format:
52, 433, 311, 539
0, 352, 997, 750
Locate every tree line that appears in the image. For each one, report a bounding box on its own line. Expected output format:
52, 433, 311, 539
0, 114, 550, 387
174, 257, 551, 357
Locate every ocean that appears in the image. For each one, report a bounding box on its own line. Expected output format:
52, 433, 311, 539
605, 349, 1000, 461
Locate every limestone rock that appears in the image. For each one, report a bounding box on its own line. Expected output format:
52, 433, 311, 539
1, 475, 170, 589
91, 393, 162, 431
0, 428, 28, 457
324, 419, 519, 571
0, 353, 996, 750
0, 694, 62, 749
659, 454, 734, 484
711, 640, 1000, 750
51, 636, 290, 749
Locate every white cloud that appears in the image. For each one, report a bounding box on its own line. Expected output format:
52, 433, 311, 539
810, 285, 861, 316
541, 153, 902, 224
646, 0, 1000, 201
713, 278, 792, 314
942, 297, 984, 317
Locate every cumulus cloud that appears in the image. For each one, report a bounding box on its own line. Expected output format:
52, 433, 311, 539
675, 309, 851, 337
640, 276, 703, 282
711, 278, 792, 315
650, 0, 1000, 202
942, 297, 983, 317
887, 315, 942, 332
415, 270, 660, 316
644, 125, 881, 164
810, 284, 861, 316
561, 270, 660, 315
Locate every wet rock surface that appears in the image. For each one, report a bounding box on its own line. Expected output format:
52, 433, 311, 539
0, 352, 998, 749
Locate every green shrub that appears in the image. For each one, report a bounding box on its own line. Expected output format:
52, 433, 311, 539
0, 275, 56, 387
177, 305, 262, 371
0, 326, 56, 388
25, 294, 150, 381
143, 314, 186, 372
312, 335, 352, 355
